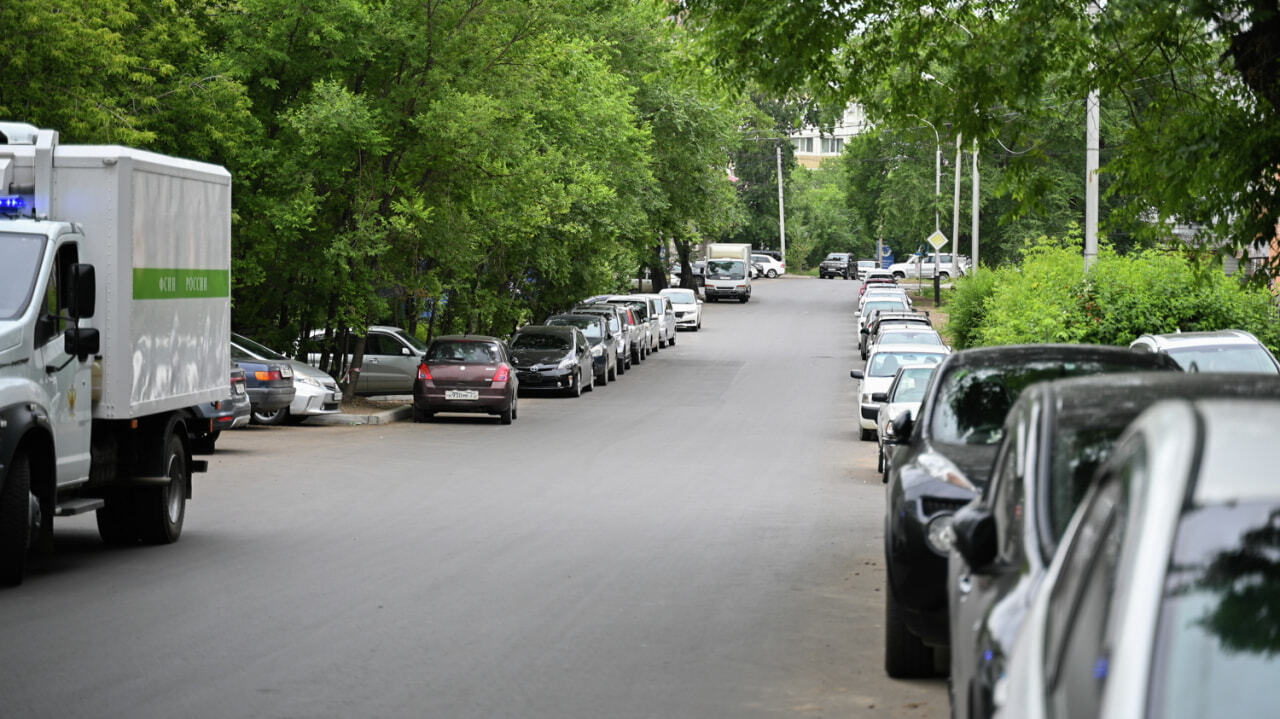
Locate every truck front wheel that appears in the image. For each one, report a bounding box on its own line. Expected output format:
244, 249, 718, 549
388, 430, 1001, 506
0, 449, 33, 586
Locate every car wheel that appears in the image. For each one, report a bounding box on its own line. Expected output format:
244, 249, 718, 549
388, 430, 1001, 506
500, 403, 513, 425
885, 588, 937, 678
893, 272, 906, 279
0, 449, 32, 586
284, 413, 308, 426
567, 370, 582, 398
767, 269, 777, 278
137, 428, 187, 545
511, 395, 518, 420
739, 296, 748, 303
412, 405, 432, 423
877, 445, 884, 473
96, 490, 139, 546
584, 367, 595, 392
595, 369, 607, 387
860, 426, 875, 441
608, 361, 617, 381
251, 407, 288, 425
939, 271, 950, 281
668, 333, 676, 347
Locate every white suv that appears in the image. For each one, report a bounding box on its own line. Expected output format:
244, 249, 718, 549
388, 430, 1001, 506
887, 253, 970, 280
1129, 329, 1280, 373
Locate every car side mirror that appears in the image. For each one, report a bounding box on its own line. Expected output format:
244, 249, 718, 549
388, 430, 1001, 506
889, 411, 914, 442
951, 504, 998, 571
64, 326, 100, 360
850, 369, 864, 380
871, 392, 888, 402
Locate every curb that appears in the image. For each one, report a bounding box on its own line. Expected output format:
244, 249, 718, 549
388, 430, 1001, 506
305, 405, 413, 426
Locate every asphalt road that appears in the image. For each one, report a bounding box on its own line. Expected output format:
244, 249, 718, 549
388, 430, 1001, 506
0, 276, 947, 719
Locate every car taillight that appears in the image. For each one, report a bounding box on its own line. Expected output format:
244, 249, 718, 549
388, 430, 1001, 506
418, 363, 432, 381
492, 365, 510, 383
254, 370, 283, 381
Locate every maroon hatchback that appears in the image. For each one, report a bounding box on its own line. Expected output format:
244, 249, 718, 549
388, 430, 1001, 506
412, 335, 519, 424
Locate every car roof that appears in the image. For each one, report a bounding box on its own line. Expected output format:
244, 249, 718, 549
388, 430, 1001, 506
431, 334, 503, 343
1191, 398, 1280, 502
868, 343, 951, 356
515, 325, 576, 335
1032, 371, 1280, 430
944, 343, 1180, 369
1132, 329, 1265, 349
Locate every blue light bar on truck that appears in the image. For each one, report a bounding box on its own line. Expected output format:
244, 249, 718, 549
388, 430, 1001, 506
0, 195, 24, 210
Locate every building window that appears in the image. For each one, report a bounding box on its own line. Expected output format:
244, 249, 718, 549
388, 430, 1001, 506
792, 137, 814, 153
821, 137, 844, 154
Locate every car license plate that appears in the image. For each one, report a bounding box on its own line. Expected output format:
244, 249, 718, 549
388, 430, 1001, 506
233, 383, 246, 395
445, 390, 479, 401
332, 389, 343, 401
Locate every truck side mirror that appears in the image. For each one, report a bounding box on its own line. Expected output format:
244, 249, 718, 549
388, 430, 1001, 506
68, 263, 95, 319
64, 327, 99, 360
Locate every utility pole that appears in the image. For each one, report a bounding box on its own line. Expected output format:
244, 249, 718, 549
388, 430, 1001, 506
1085, 89, 1100, 270
971, 138, 980, 273
951, 133, 961, 280
776, 144, 786, 264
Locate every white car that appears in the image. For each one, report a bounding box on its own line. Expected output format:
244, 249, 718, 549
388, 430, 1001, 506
887, 253, 970, 280
858, 286, 912, 314
1129, 329, 1280, 373
873, 363, 937, 476
996, 397, 1280, 719
855, 259, 879, 279
850, 344, 949, 441
233, 332, 342, 424
660, 287, 702, 330
751, 253, 786, 278
858, 296, 914, 337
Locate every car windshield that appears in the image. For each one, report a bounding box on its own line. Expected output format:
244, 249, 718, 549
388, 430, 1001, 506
1167, 345, 1279, 374
663, 289, 696, 304
707, 260, 745, 280
512, 332, 571, 351
547, 317, 602, 339
868, 352, 945, 377
890, 366, 936, 402
232, 333, 287, 360
825, 253, 847, 261
880, 330, 942, 345
1147, 501, 1280, 719
0, 232, 47, 320
864, 300, 909, 315
426, 340, 500, 363
931, 360, 1155, 446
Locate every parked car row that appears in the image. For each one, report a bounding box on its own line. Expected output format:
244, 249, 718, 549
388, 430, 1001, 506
847, 272, 1280, 718
411, 291, 699, 424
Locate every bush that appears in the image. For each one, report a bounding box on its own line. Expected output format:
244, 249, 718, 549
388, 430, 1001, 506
961, 237, 1280, 352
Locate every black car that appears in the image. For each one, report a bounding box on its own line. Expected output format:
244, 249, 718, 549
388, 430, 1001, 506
545, 313, 618, 385
510, 325, 595, 397
879, 344, 1180, 678
946, 371, 1280, 719
230, 343, 295, 421
188, 364, 251, 453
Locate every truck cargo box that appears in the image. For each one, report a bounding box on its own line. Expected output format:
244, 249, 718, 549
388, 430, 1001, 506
1, 138, 231, 418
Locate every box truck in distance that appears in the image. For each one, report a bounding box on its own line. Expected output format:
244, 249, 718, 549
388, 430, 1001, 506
0, 122, 231, 585
703, 243, 752, 303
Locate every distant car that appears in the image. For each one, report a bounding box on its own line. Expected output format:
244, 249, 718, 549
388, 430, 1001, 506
861, 311, 934, 360
412, 335, 517, 424
859, 273, 897, 298
603, 296, 658, 356
877, 344, 1181, 679
872, 363, 937, 477
570, 303, 631, 374
308, 325, 427, 395
546, 313, 618, 385
819, 252, 852, 279
858, 286, 912, 314
873, 328, 944, 354
230, 344, 295, 422
751, 253, 786, 278
636, 293, 676, 348
888, 253, 970, 280
233, 332, 342, 425
857, 298, 913, 339
855, 259, 879, 279
851, 344, 949, 441
188, 364, 251, 453
948, 372, 1280, 719
660, 287, 702, 331
510, 325, 595, 397
996, 397, 1280, 719
1129, 329, 1280, 373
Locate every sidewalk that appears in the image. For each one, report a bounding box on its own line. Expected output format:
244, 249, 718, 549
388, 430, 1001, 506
305, 395, 413, 425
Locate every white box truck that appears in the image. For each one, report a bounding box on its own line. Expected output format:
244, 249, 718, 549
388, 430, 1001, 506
703, 243, 752, 303
0, 122, 231, 585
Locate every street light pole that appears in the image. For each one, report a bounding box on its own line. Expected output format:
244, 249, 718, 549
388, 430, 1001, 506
951, 133, 961, 279
972, 138, 979, 273
776, 143, 786, 265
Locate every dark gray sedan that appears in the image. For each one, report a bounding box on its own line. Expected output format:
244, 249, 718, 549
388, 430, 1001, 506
510, 325, 595, 398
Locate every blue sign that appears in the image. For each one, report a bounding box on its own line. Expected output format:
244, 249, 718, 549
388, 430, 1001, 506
879, 245, 894, 269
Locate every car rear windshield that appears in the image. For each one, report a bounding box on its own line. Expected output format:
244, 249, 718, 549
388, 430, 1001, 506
547, 317, 602, 339
868, 352, 945, 377
864, 300, 909, 315
930, 360, 1155, 446
1146, 500, 1280, 719
1166, 345, 1279, 373
512, 333, 571, 351
707, 260, 745, 280
233, 333, 288, 360
426, 340, 500, 363
663, 289, 696, 304
0, 232, 46, 320
879, 330, 942, 345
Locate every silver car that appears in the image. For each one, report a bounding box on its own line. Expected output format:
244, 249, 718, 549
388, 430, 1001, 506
638, 293, 677, 347
309, 325, 427, 394
604, 296, 658, 356
872, 363, 937, 478
232, 332, 343, 425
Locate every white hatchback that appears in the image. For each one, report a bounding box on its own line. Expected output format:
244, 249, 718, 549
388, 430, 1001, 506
659, 287, 702, 331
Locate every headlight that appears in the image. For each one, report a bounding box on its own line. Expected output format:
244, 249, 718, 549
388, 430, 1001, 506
591, 345, 603, 357
918, 453, 976, 491
558, 357, 577, 370
296, 374, 323, 388
926, 514, 957, 555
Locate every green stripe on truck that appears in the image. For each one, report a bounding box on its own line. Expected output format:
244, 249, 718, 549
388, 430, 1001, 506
132, 268, 231, 299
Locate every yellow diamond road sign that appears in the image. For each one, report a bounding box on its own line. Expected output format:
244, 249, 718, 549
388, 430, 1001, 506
925, 230, 949, 251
